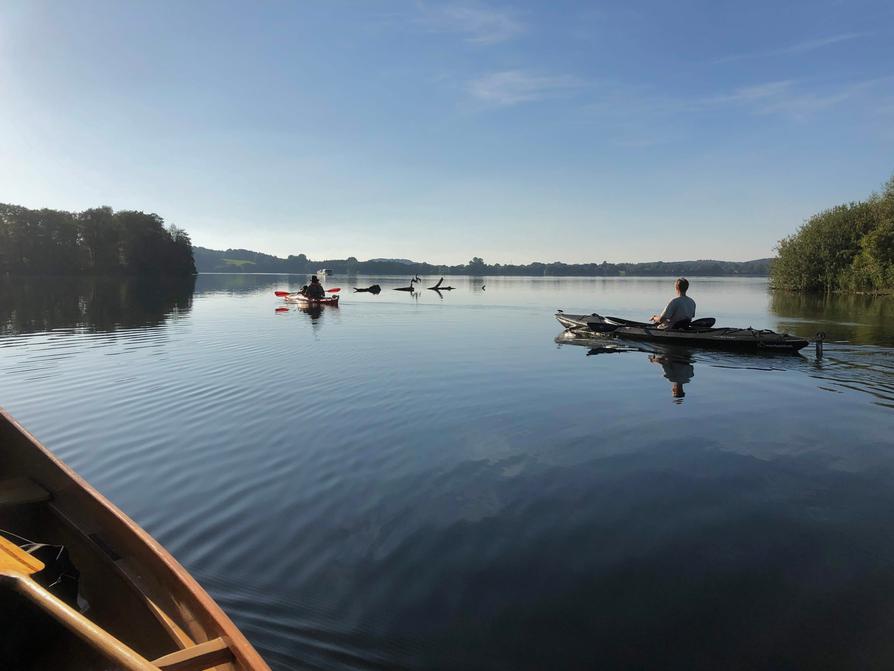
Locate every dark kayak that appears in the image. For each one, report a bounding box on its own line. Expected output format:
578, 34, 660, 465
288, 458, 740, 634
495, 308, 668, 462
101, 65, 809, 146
555, 311, 809, 352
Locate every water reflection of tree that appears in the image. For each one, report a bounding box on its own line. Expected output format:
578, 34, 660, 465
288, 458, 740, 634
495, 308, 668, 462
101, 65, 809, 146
770, 291, 894, 346
0, 276, 195, 334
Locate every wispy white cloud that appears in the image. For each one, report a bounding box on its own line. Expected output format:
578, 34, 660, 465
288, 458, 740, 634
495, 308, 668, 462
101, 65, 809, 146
571, 76, 891, 146
697, 80, 796, 106
713, 32, 867, 64
469, 70, 583, 105
694, 77, 890, 120
416, 3, 524, 45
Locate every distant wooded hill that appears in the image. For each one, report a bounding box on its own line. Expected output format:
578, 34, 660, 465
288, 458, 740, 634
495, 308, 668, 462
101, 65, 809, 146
194, 247, 771, 277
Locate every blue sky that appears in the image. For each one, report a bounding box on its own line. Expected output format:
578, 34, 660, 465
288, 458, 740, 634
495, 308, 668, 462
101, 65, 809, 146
1, 1, 892, 263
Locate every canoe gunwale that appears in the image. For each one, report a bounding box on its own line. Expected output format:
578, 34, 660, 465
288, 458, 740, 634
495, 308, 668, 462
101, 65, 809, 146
0, 407, 271, 671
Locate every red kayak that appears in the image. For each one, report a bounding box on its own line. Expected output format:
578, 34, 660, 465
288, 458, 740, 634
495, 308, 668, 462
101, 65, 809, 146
282, 293, 339, 306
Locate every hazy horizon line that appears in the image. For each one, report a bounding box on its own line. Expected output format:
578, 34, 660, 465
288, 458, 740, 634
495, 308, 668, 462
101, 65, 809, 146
194, 244, 773, 266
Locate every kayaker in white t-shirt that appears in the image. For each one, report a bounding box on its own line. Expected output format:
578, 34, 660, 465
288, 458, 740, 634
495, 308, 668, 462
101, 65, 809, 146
650, 278, 696, 329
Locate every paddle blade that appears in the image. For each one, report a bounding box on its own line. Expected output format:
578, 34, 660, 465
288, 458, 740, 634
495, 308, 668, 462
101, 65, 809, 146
274, 291, 291, 297
0, 536, 44, 575
327, 288, 341, 293
275, 307, 289, 313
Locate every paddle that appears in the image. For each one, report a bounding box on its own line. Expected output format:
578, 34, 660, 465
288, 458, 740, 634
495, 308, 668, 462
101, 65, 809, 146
274, 288, 341, 297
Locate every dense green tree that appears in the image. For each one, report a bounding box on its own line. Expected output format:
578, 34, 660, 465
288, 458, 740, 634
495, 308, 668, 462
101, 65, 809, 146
772, 174, 894, 293
78, 207, 121, 273
0, 203, 195, 276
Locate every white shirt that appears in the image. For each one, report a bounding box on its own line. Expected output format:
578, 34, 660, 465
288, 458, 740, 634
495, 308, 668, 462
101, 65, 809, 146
659, 295, 696, 325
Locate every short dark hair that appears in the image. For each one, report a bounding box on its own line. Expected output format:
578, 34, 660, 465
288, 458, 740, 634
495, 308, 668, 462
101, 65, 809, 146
676, 277, 689, 293
310, 275, 319, 283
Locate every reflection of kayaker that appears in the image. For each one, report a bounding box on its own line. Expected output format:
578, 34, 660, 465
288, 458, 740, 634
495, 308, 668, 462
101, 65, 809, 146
649, 353, 694, 399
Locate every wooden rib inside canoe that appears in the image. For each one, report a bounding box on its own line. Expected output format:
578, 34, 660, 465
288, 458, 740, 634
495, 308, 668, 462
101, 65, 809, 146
0, 407, 270, 671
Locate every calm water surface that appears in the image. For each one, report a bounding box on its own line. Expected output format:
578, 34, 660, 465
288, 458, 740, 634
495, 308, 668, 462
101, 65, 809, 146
2, 274, 894, 670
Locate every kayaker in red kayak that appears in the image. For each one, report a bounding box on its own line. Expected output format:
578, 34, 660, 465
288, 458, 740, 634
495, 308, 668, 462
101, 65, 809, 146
303, 275, 326, 299
650, 277, 696, 329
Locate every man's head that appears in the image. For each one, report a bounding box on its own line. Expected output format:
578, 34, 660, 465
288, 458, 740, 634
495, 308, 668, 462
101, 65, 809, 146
310, 275, 319, 284
675, 277, 689, 295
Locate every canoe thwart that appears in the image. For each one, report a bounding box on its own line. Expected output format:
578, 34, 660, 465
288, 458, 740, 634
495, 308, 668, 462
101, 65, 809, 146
153, 637, 234, 671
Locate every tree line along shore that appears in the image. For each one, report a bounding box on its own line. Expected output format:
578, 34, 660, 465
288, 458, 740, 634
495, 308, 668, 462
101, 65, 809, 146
3, 172, 891, 292
0, 204, 195, 277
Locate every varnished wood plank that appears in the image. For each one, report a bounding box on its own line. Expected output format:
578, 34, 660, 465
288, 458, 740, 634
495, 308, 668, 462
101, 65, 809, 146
153, 637, 234, 671
0, 534, 45, 574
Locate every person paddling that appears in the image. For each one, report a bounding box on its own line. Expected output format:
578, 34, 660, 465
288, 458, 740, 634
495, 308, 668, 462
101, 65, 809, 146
650, 278, 696, 329
303, 275, 326, 299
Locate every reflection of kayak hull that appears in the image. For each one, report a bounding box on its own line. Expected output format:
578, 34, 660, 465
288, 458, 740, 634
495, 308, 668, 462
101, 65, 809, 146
284, 294, 339, 306
556, 312, 809, 352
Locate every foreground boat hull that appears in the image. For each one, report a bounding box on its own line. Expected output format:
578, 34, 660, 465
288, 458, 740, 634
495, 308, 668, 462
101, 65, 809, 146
0, 408, 270, 670
555, 312, 809, 352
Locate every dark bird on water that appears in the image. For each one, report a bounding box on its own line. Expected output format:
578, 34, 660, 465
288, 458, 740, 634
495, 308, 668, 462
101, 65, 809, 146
428, 277, 455, 291
354, 284, 382, 294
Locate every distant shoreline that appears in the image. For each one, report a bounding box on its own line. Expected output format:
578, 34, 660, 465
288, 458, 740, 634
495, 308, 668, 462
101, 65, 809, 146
196, 271, 771, 279
194, 246, 771, 277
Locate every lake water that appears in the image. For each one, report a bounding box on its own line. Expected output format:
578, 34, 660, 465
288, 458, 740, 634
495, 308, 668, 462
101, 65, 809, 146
2, 274, 894, 670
